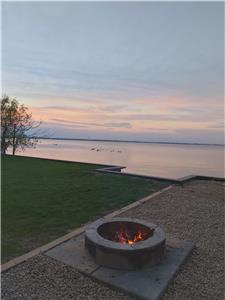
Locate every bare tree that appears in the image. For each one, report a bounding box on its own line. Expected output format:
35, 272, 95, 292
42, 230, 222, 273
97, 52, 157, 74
1, 96, 11, 154
1, 95, 41, 155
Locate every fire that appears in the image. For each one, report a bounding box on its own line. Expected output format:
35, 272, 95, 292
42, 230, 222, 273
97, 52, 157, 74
112, 227, 147, 245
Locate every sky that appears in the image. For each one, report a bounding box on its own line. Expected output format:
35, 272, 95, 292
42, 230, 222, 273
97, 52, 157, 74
2, 2, 224, 144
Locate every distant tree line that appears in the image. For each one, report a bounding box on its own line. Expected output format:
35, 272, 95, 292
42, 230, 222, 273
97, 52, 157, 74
1, 95, 42, 155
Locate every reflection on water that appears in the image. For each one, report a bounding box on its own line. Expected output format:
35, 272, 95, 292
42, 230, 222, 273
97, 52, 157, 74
17, 139, 224, 179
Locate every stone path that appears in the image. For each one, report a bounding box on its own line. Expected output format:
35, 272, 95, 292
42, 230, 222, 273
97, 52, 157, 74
2, 179, 224, 300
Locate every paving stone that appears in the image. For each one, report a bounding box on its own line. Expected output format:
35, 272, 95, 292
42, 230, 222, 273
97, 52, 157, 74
46, 234, 99, 274
45, 234, 194, 300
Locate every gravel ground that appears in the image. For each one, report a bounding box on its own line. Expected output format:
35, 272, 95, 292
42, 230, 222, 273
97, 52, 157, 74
121, 179, 225, 300
1, 254, 134, 300
2, 179, 224, 300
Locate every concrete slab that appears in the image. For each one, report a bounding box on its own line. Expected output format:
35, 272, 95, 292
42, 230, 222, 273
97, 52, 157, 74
46, 234, 99, 274
45, 234, 194, 300
93, 242, 193, 300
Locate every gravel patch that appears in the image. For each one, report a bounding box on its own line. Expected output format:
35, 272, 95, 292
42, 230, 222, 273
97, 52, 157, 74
2, 179, 224, 300
121, 179, 225, 300
1, 254, 135, 300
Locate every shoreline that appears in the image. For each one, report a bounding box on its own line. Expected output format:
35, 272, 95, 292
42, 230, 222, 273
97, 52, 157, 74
6, 154, 225, 181
5, 153, 225, 181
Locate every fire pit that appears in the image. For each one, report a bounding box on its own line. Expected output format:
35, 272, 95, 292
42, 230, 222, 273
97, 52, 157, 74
47, 216, 194, 299
85, 217, 166, 270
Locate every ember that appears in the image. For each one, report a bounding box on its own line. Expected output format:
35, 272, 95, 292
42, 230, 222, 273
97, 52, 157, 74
111, 226, 151, 244
85, 218, 165, 270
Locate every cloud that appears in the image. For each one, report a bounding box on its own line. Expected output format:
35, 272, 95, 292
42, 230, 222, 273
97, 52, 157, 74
208, 121, 224, 129
104, 122, 131, 128
97, 105, 126, 112
41, 106, 81, 111
144, 127, 169, 131
2, 2, 224, 144
118, 109, 220, 122
43, 121, 88, 129
3, 2, 224, 103
50, 118, 132, 129
118, 113, 193, 122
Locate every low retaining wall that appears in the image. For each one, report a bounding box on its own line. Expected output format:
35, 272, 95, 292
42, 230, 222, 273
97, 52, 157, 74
96, 165, 225, 184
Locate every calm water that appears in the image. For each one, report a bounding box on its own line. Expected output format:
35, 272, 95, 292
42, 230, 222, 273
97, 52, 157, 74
18, 139, 224, 179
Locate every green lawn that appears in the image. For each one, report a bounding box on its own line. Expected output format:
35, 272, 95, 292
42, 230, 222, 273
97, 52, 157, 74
2, 155, 169, 263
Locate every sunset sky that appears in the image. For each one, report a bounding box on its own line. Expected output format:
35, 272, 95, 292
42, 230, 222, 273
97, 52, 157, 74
2, 2, 224, 144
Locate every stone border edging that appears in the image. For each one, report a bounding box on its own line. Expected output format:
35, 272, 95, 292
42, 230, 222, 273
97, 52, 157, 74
96, 167, 179, 183
1, 185, 173, 273
97, 167, 225, 183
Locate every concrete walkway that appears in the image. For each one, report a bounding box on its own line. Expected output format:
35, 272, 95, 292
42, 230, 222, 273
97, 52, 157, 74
2, 179, 224, 300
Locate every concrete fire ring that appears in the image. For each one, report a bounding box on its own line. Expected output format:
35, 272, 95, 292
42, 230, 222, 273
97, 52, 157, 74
85, 217, 166, 270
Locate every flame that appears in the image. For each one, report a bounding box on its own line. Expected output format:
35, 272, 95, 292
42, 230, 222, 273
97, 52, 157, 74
112, 227, 147, 245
